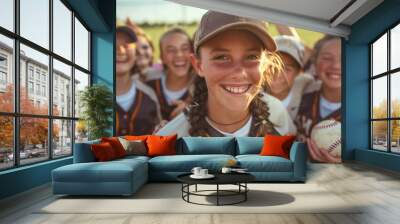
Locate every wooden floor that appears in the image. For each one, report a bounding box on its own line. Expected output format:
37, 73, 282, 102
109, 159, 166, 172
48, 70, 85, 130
1, 162, 400, 224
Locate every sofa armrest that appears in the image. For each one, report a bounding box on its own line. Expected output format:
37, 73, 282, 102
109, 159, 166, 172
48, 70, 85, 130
289, 141, 308, 181
73, 141, 99, 163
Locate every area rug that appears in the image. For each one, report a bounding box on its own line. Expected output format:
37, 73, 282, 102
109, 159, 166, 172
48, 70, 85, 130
37, 183, 362, 214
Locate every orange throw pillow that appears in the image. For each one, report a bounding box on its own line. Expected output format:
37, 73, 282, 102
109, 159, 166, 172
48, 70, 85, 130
260, 135, 296, 159
146, 134, 177, 157
91, 142, 117, 161
101, 137, 126, 158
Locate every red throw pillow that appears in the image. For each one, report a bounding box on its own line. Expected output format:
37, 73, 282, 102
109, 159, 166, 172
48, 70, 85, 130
101, 137, 126, 158
91, 142, 117, 161
146, 134, 177, 157
260, 135, 296, 159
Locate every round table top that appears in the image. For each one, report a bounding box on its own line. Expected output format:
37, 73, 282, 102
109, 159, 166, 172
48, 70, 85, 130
177, 172, 255, 185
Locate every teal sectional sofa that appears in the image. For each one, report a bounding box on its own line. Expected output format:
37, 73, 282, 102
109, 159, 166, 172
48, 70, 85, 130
52, 137, 307, 196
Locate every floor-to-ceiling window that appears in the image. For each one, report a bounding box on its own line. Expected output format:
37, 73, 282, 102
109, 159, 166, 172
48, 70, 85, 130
0, 0, 91, 170
370, 22, 400, 153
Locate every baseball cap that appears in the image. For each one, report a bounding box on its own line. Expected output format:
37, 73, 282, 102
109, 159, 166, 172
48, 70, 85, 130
116, 26, 138, 42
193, 11, 276, 54
274, 35, 304, 67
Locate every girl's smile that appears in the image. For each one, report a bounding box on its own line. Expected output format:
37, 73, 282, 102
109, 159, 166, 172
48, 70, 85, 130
221, 83, 252, 95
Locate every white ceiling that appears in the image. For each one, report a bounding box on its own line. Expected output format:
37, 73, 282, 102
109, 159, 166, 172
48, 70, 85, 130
227, 0, 352, 23
167, 0, 384, 37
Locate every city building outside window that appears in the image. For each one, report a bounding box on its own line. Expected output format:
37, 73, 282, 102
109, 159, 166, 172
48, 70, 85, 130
42, 85, 46, 97
0, 71, 7, 88
28, 67, 34, 80
35, 83, 40, 95
28, 81, 34, 94
41, 73, 46, 83
35, 70, 40, 81
0, 54, 7, 67
0, 54, 7, 89
0, 71, 6, 82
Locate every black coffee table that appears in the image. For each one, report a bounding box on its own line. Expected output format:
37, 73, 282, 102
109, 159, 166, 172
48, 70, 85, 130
177, 172, 255, 206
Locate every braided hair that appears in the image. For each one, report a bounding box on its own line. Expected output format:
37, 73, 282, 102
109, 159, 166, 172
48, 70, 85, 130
187, 50, 283, 136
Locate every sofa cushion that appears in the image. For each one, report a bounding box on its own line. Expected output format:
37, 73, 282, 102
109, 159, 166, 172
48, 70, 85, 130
236, 155, 293, 172
52, 158, 147, 183
178, 137, 235, 155
148, 154, 235, 172
236, 137, 263, 155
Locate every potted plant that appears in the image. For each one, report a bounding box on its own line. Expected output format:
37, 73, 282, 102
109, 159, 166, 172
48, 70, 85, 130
79, 84, 113, 140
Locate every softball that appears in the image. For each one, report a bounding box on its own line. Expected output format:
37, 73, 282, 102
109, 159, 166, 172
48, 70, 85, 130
310, 119, 341, 157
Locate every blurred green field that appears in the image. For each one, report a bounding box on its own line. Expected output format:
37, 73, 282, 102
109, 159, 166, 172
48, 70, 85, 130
142, 24, 324, 61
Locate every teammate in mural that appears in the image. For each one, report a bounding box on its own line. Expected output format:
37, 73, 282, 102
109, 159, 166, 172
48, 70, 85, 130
157, 11, 296, 137
124, 19, 161, 82
115, 25, 162, 136
146, 28, 194, 121
135, 33, 155, 78
264, 35, 316, 119
295, 35, 342, 163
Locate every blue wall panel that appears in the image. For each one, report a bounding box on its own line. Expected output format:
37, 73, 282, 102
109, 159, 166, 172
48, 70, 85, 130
91, 31, 115, 135
343, 44, 369, 160
92, 33, 114, 87
91, 0, 115, 135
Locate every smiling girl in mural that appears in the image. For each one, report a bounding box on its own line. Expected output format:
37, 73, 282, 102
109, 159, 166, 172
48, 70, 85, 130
157, 11, 296, 137
115, 25, 162, 136
265, 35, 316, 120
295, 35, 342, 163
146, 28, 194, 121
124, 19, 162, 82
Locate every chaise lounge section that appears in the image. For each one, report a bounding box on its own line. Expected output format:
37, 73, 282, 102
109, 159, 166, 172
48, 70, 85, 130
52, 140, 149, 195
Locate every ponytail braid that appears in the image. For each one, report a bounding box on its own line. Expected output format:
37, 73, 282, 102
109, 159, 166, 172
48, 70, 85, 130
249, 93, 277, 136
186, 76, 210, 136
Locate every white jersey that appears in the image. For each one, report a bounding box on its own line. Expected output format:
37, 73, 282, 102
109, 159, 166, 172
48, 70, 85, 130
156, 93, 296, 137
285, 73, 318, 120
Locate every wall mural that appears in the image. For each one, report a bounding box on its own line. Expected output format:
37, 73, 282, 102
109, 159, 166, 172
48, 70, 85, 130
116, 0, 342, 163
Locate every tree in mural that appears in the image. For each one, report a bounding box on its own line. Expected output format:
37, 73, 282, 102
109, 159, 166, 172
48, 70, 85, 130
0, 85, 59, 151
